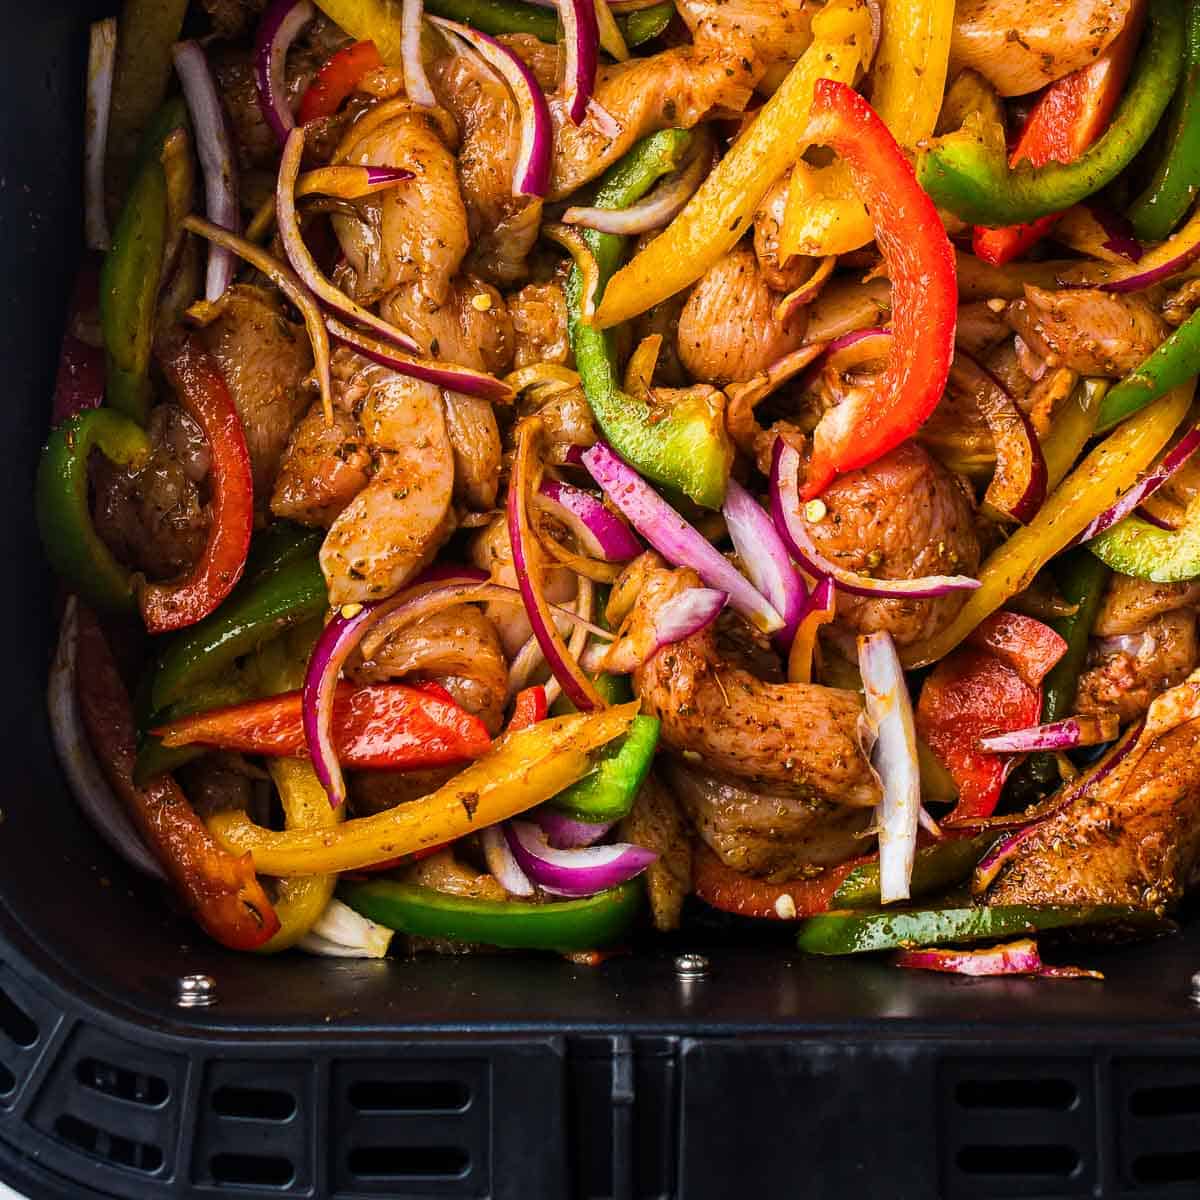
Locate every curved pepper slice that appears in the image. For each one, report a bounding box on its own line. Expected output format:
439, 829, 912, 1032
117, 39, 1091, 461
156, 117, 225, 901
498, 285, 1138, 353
1097, 306, 1200, 432
800, 79, 957, 499
139, 333, 254, 634
919, 0, 1184, 227
340, 878, 644, 951
567, 130, 733, 509
36, 408, 151, 614
297, 40, 383, 123
1089, 499, 1200, 582
74, 604, 279, 950
154, 683, 492, 769
973, 1, 1145, 266
207, 704, 639, 875
547, 714, 660, 823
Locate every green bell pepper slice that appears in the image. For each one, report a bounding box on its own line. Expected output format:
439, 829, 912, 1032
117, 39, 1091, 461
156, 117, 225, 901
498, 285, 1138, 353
549, 714, 660, 822
1088, 501, 1200, 583
567, 130, 733, 509
339, 878, 644, 951
1129, 0, 1200, 241
796, 903, 1156, 955
918, 0, 1185, 227
1096, 306, 1200, 432
831, 835, 997, 910
134, 675, 253, 784
36, 408, 151, 613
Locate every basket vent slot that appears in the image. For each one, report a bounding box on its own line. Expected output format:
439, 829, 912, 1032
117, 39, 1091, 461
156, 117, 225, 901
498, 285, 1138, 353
53, 1113, 163, 1173
0, 983, 37, 1048
210, 1152, 295, 1188
347, 1145, 470, 1179
76, 1058, 168, 1106
1129, 1083, 1200, 1118
1115, 1056, 1200, 1191
1131, 1151, 1200, 1185
956, 1078, 1078, 1111
348, 1078, 470, 1112
957, 1144, 1081, 1177
212, 1085, 296, 1122
0, 1060, 14, 1098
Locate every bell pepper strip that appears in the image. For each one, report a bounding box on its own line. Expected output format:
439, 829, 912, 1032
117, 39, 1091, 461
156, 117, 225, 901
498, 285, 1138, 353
1089, 495, 1200, 582
547, 714, 659, 823
899, 382, 1194, 669
154, 683, 492, 769
964, 612, 1068, 692
509, 685, 548, 731
138, 334, 254, 634
297, 40, 383, 123
135, 674, 254, 785
73, 604, 280, 950
243, 522, 325, 585
340, 878, 644, 951
52, 261, 105, 426
207, 703, 639, 875
973, 4, 1145, 267
799, 80, 957, 499
795, 903, 1159, 956
567, 131, 733, 509
591, 0, 875, 329
919, 0, 1185, 227
1097, 308, 1200, 433
1043, 378, 1107, 489
36, 408, 151, 614
832, 835, 998, 910
1129, 0, 1200, 241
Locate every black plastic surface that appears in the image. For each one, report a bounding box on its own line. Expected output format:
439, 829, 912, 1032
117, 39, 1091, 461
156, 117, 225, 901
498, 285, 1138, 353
4, 3, 1200, 1197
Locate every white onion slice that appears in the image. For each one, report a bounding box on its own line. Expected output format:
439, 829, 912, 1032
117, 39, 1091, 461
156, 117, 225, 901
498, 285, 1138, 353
299, 898, 393, 957
481, 824, 535, 895
84, 18, 117, 252
401, 0, 438, 107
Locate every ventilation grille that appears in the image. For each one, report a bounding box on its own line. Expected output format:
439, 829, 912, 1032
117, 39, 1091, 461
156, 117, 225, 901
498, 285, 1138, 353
940, 1057, 1094, 1197
0, 963, 48, 1110
1116, 1057, 1200, 1191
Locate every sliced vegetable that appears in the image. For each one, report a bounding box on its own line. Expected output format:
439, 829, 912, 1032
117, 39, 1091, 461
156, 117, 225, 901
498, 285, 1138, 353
508, 685, 548, 731
1089, 492, 1200, 582
965, 612, 1068, 692
979, 713, 1119, 754
84, 18, 117, 251
504, 820, 655, 896
1043, 378, 1106, 489
255, 0, 316, 145
537, 479, 642, 562
536, 806, 614, 848
555, 0, 598, 124
896, 939, 1102, 979
297, 897, 394, 957
51, 264, 106, 426
207, 704, 639, 875
831, 835, 996, 910
298, 39, 383, 122
400, 0, 436, 107
546, 712, 659, 822
786, 575, 835, 685
1097, 309, 1200, 432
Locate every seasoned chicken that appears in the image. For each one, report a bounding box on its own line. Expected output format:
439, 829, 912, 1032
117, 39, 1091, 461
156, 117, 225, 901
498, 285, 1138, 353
548, 46, 756, 200
319, 351, 455, 604
989, 670, 1200, 911
630, 561, 880, 803
431, 50, 543, 286
197, 285, 313, 501
508, 279, 573, 369
792, 442, 982, 648
618, 772, 692, 931
664, 759, 872, 879
1076, 609, 1199, 724
270, 401, 371, 527
92, 403, 209, 580
677, 0, 814, 72
677, 244, 807, 385
333, 106, 469, 306
950, 0, 1131, 97
353, 605, 509, 734
1006, 286, 1168, 378
1094, 575, 1200, 637
753, 175, 810, 293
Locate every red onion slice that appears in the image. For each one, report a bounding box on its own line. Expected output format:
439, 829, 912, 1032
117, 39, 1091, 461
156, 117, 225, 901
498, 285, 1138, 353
858, 631, 920, 904
971, 822, 1043, 894
978, 712, 1119, 754
400, 0, 437, 108
896, 938, 1101, 979
327, 316, 513, 403
1071, 424, 1200, 546
585, 585, 726, 673
797, 327, 892, 392
557, 0, 600, 125
255, 0, 315, 145
504, 820, 655, 896
429, 17, 551, 197
277, 127, 422, 353
1135, 504, 1178, 531
49, 600, 164, 880
1090, 204, 1200, 293
537, 478, 642, 561
583, 441, 783, 634
481, 824, 535, 896
771, 440, 981, 599
536, 807, 615, 848
173, 41, 241, 301
775, 255, 838, 325
1084, 202, 1143, 263
722, 477, 806, 649
84, 18, 116, 252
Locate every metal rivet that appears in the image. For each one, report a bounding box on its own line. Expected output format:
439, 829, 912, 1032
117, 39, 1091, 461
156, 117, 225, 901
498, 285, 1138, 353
176, 974, 217, 1008
674, 953, 710, 978
1189, 971, 1200, 1004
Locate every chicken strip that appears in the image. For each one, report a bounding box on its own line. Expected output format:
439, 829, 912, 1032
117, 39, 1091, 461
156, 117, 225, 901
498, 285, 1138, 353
1094, 574, 1200, 638
548, 46, 756, 200
1006, 286, 1168, 378
988, 669, 1200, 911
319, 352, 455, 604
677, 0, 814, 72
270, 401, 371, 528
630, 561, 879, 803
677, 244, 807, 385
619, 772, 692, 931
753, 175, 811, 292
508, 279, 572, 369
197, 285, 313, 501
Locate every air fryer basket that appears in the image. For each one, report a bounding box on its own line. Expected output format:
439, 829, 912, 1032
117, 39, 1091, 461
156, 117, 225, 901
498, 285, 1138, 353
5, 5, 1200, 1198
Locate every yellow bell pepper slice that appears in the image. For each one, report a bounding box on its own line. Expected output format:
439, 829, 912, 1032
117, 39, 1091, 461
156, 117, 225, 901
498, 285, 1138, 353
779, 0, 954, 258
592, 0, 874, 329
900, 382, 1193, 669
1041, 378, 1107, 492
208, 703, 640, 876
311, 0, 405, 62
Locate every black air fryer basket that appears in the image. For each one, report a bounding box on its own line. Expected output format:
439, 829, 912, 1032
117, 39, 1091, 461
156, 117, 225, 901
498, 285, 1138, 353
6, 6, 1200, 1198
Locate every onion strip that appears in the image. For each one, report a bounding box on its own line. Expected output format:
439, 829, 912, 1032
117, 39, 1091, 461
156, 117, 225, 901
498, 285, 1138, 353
84, 18, 117, 252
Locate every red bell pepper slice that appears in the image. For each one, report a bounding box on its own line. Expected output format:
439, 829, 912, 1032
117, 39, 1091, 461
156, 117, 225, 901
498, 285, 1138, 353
139, 333, 253, 634
801, 79, 956, 499
917, 614, 1065, 822
74, 605, 280, 950
154, 683, 492, 769
972, 4, 1145, 266
297, 40, 383, 124
508, 685, 548, 732
51, 260, 105, 427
